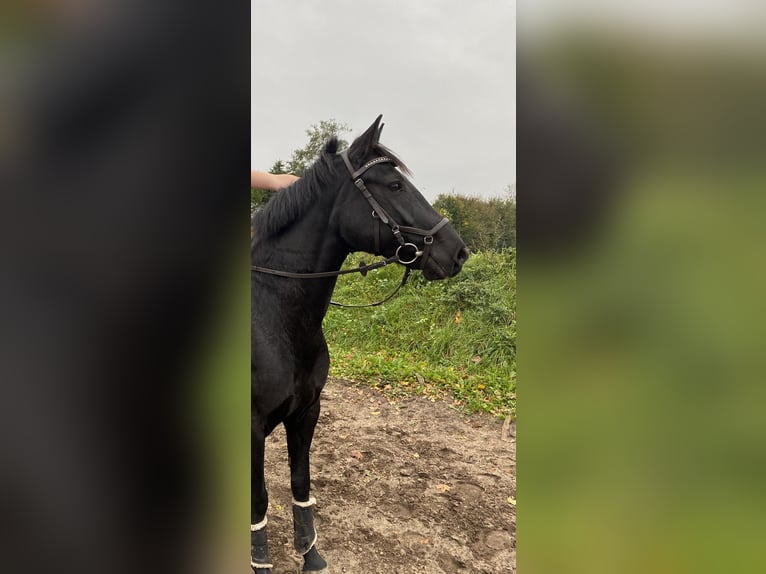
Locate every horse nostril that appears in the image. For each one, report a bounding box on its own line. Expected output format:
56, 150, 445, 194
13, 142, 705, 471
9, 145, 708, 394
452, 246, 469, 274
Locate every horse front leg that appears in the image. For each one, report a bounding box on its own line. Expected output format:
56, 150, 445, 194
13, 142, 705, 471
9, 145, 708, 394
285, 401, 328, 573
251, 424, 272, 573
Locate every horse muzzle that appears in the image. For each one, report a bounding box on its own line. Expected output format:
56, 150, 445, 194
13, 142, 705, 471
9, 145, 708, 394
421, 243, 469, 280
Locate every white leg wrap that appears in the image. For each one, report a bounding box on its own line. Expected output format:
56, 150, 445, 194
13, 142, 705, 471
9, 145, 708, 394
250, 516, 268, 531
292, 495, 317, 508
250, 561, 274, 569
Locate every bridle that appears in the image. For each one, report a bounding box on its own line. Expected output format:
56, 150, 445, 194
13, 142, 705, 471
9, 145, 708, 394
250, 149, 450, 307
339, 149, 449, 268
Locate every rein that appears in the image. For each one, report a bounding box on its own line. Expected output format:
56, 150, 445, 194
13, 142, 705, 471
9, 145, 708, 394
250, 149, 448, 308
250, 254, 410, 308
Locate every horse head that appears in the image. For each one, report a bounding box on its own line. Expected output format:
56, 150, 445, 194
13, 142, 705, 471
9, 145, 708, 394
332, 115, 468, 280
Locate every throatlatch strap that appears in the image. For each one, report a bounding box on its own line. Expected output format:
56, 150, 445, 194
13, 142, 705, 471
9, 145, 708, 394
373, 212, 381, 254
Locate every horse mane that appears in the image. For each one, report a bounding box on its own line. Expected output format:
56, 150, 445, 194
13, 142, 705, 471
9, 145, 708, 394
253, 138, 340, 238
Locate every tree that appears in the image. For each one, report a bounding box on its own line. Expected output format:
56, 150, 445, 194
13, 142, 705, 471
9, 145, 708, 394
269, 160, 287, 175
285, 119, 352, 176
433, 191, 516, 252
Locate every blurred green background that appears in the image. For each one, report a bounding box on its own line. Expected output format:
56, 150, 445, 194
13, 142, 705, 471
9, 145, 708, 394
193, 254, 250, 567
520, 21, 766, 574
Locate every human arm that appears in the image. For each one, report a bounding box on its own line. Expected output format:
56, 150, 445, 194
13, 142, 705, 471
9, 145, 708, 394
250, 170, 300, 190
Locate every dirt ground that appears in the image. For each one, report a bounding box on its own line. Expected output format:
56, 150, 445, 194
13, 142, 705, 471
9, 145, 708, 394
261, 378, 516, 574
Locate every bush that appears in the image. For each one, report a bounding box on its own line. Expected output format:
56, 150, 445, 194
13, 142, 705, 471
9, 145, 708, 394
323, 249, 516, 417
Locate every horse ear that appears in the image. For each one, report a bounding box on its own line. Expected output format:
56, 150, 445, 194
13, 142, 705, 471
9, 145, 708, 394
349, 115, 383, 161
375, 122, 384, 144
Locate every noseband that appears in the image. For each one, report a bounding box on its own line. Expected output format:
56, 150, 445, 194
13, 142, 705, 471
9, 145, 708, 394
250, 150, 450, 307
339, 149, 449, 268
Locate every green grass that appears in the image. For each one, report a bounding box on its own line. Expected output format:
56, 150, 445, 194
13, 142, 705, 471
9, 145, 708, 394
323, 249, 516, 417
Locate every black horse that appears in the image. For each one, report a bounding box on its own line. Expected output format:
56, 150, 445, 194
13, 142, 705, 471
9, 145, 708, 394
250, 116, 468, 573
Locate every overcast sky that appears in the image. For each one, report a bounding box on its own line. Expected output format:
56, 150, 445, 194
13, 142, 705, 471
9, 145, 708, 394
251, 0, 516, 202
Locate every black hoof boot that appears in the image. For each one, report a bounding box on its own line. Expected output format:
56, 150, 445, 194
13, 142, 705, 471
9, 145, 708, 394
303, 545, 328, 573
293, 499, 328, 572
251, 521, 273, 573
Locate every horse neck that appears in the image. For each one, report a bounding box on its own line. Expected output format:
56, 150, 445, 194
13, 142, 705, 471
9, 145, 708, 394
252, 184, 349, 324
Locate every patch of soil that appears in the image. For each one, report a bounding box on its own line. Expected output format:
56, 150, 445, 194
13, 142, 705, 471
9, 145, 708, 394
262, 378, 516, 574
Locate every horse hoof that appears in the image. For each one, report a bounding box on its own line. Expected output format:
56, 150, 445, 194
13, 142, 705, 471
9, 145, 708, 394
302, 545, 328, 572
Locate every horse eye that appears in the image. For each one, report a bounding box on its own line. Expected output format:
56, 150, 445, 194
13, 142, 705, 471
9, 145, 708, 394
389, 181, 402, 192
